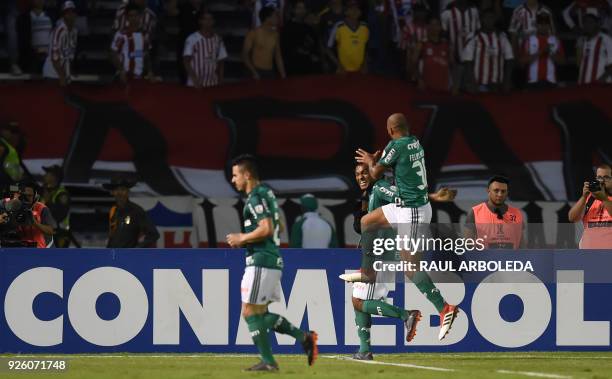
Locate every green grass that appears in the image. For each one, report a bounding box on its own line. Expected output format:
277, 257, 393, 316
1, 352, 611, 379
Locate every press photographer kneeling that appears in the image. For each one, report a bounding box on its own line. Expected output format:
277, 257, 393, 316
0, 181, 56, 248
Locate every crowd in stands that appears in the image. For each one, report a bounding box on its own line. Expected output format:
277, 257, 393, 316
0, 0, 611, 91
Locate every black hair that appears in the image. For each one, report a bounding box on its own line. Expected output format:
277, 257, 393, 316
259, 6, 276, 23
488, 175, 510, 188
196, 8, 213, 20
481, 7, 496, 18
125, 2, 141, 14
231, 154, 260, 179
18, 180, 40, 194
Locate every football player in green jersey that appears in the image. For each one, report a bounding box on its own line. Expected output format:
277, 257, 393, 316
354, 113, 460, 341
226, 155, 318, 372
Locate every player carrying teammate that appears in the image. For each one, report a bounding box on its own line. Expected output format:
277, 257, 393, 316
354, 113, 460, 342
350, 163, 458, 360
226, 155, 318, 372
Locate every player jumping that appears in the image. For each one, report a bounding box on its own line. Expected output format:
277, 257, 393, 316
352, 113, 460, 343
350, 163, 458, 360
226, 155, 318, 372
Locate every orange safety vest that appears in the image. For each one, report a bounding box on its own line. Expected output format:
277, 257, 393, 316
580, 195, 612, 249
472, 202, 524, 249
17, 202, 49, 248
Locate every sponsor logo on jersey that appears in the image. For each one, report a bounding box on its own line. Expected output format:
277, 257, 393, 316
255, 205, 264, 214
244, 219, 252, 227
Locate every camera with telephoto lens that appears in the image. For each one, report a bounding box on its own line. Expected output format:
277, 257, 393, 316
0, 184, 36, 247
588, 179, 603, 193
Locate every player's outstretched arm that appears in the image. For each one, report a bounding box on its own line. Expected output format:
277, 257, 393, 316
226, 217, 274, 247
355, 149, 385, 180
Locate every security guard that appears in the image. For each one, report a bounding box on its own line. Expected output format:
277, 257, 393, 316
104, 176, 160, 248
0, 122, 25, 187
41, 165, 72, 247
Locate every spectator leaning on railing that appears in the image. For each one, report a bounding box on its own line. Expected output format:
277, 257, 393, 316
568, 164, 612, 249
242, 6, 286, 80
577, 8, 612, 85
42, 1, 77, 86
183, 10, 227, 88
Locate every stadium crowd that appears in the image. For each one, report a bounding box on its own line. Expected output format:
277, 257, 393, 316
0, 0, 611, 90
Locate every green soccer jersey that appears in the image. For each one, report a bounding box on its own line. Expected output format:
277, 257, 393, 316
378, 135, 429, 207
242, 184, 283, 270
363, 178, 400, 262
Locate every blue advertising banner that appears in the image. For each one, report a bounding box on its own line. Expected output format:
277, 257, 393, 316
1, 249, 611, 353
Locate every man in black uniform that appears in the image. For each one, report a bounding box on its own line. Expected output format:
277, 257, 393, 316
104, 176, 160, 248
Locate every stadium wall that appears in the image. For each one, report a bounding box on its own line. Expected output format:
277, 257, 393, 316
1, 249, 611, 353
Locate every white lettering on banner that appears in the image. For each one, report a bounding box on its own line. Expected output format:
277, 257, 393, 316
236, 270, 337, 345
67, 267, 149, 346
472, 272, 551, 348
343, 273, 396, 346
556, 270, 610, 346
4, 267, 63, 346
406, 273, 468, 345
153, 270, 229, 345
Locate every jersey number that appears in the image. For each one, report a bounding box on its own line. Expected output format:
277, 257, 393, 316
412, 159, 428, 190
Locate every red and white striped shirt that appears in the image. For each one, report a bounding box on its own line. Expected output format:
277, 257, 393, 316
113, 4, 157, 41
578, 32, 612, 84
509, 4, 555, 41
399, 21, 427, 50
463, 31, 514, 85
523, 34, 563, 83
183, 31, 228, 87
111, 30, 149, 78
441, 5, 480, 61
42, 20, 78, 79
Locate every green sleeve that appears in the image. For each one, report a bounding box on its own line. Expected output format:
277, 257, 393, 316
290, 216, 304, 248
247, 194, 272, 223
378, 140, 398, 167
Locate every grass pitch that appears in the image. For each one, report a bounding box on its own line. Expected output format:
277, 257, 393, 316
1, 352, 611, 379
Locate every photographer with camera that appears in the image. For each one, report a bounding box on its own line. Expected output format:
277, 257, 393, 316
0, 181, 56, 248
568, 164, 612, 249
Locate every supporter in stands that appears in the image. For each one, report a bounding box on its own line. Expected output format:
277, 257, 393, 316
563, 0, 612, 34
176, 0, 205, 84
17, 0, 52, 73
41, 165, 72, 248
252, 0, 285, 27
290, 194, 338, 248
401, 4, 428, 81
183, 10, 227, 88
576, 8, 612, 84
242, 6, 286, 79
413, 16, 453, 93
326, 1, 369, 73
463, 8, 514, 93
104, 176, 160, 248
508, 0, 555, 55
1, 0, 27, 75
111, 3, 154, 83
318, 0, 343, 71
568, 164, 612, 249
42, 1, 78, 86
113, 0, 157, 42
465, 175, 524, 249
441, 0, 480, 92
520, 13, 564, 89
282, 0, 323, 75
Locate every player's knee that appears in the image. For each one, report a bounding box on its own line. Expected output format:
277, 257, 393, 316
352, 297, 363, 311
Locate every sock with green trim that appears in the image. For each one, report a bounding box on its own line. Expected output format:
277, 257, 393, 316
245, 314, 276, 365
362, 299, 407, 320
263, 312, 305, 343
413, 271, 445, 313
355, 309, 372, 353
